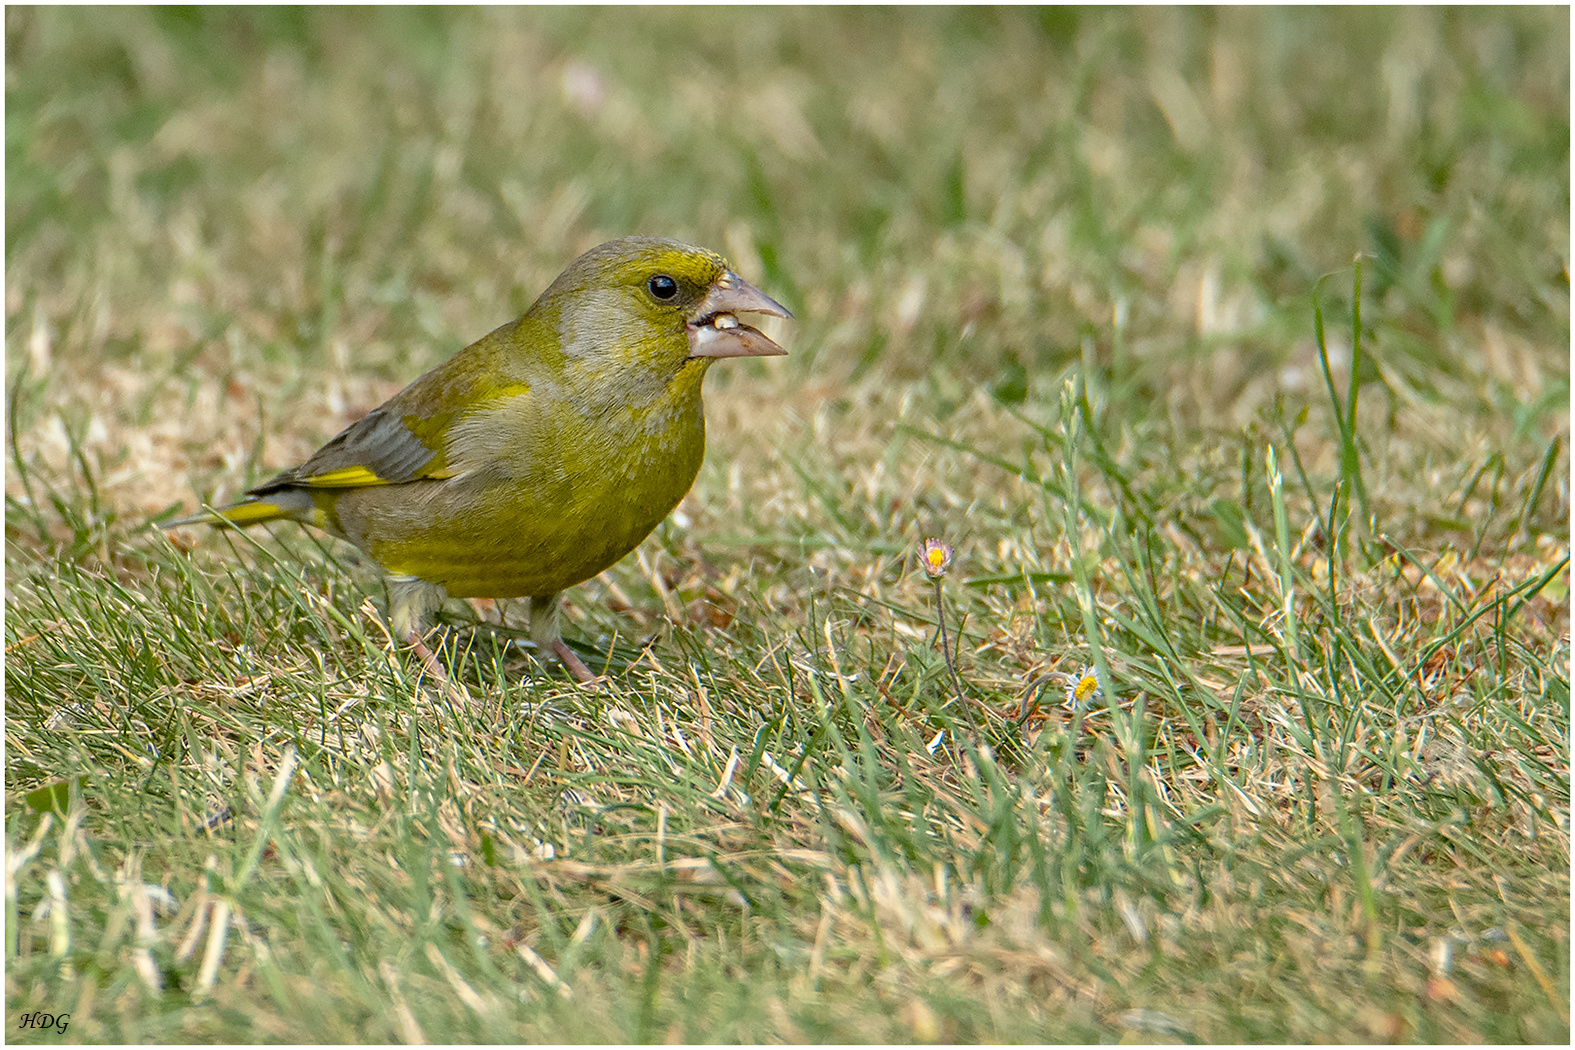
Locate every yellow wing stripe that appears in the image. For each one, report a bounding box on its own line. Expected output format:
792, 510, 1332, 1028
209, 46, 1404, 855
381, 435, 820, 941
300, 466, 390, 488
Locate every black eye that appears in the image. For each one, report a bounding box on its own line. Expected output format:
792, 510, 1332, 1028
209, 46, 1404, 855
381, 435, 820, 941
647, 274, 679, 301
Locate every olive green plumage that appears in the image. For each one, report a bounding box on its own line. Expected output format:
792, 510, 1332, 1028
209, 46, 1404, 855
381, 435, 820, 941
166, 237, 790, 679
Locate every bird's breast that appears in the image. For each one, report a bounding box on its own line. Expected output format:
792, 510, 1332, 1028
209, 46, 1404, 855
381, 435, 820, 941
339, 393, 708, 598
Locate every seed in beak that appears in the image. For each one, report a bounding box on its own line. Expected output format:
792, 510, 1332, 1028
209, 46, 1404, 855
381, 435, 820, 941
712, 313, 739, 330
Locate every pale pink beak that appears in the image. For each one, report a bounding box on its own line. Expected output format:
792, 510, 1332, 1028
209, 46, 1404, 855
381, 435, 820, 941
687, 272, 792, 359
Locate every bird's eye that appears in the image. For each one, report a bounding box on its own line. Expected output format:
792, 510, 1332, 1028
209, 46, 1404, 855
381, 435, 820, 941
647, 274, 679, 301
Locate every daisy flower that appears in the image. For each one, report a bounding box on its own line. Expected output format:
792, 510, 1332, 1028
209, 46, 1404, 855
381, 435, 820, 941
920, 537, 954, 579
1064, 664, 1102, 710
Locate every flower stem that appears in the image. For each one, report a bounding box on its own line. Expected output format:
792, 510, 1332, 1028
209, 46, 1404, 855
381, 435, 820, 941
933, 578, 968, 716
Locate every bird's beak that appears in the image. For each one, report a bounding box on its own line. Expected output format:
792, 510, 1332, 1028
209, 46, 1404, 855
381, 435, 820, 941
687, 271, 793, 359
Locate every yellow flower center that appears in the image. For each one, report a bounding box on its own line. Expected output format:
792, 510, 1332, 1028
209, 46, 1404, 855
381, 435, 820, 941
1073, 674, 1099, 701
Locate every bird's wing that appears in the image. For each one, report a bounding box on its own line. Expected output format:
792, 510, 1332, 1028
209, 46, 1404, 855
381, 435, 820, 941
249, 407, 455, 494
248, 322, 533, 496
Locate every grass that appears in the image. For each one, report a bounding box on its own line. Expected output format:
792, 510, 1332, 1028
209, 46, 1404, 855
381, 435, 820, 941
5, 6, 1569, 1043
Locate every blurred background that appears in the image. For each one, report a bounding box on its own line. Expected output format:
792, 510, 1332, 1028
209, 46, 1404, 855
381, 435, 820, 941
6, 8, 1567, 525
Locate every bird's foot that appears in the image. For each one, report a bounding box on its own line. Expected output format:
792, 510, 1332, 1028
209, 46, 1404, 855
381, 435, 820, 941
406, 630, 474, 711
549, 638, 598, 685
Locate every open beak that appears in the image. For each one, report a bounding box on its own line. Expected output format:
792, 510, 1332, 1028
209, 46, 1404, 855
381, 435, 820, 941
687, 272, 793, 359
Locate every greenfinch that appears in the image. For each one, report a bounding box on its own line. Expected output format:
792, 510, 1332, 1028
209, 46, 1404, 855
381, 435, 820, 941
166, 236, 791, 682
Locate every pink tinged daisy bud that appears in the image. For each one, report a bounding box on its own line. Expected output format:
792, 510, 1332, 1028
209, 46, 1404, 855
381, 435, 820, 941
920, 538, 954, 579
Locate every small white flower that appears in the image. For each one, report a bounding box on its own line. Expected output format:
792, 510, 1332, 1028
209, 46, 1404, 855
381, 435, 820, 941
1064, 664, 1102, 709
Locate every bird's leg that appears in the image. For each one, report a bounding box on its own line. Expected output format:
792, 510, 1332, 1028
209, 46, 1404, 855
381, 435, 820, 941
388, 575, 471, 709
405, 628, 472, 710
550, 638, 596, 684
530, 593, 597, 684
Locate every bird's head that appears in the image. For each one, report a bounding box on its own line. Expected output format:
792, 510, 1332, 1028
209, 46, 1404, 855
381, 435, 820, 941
533, 236, 791, 379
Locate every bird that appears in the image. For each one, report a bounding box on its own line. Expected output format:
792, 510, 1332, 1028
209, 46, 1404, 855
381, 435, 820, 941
164, 236, 791, 685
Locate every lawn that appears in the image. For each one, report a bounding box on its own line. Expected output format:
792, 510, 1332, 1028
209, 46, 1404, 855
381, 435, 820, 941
5, 7, 1569, 1042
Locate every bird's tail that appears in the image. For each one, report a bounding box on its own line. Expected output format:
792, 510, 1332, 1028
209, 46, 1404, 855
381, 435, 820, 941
160, 490, 315, 530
